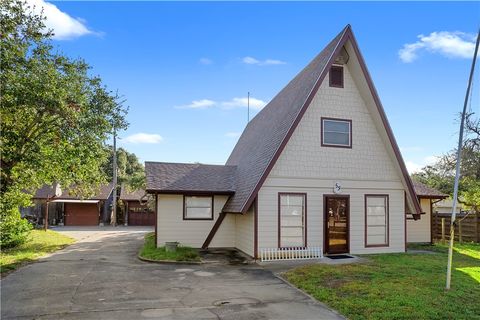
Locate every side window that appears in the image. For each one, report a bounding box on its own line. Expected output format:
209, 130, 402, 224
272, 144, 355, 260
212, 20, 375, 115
184, 196, 213, 220
279, 193, 306, 247
365, 195, 389, 247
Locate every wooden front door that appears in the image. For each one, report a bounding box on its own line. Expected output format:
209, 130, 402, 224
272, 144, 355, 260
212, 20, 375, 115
324, 196, 349, 254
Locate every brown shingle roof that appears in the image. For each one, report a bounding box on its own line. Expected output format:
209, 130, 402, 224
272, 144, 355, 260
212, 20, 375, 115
32, 182, 114, 200
145, 25, 422, 216
222, 26, 348, 213
413, 181, 448, 198
145, 162, 236, 194
120, 184, 148, 201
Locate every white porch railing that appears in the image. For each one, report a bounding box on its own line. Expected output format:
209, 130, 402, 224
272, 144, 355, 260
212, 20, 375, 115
260, 247, 323, 262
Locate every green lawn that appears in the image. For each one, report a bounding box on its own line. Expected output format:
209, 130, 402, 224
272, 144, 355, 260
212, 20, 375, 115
139, 233, 200, 262
1, 230, 75, 275
284, 243, 480, 320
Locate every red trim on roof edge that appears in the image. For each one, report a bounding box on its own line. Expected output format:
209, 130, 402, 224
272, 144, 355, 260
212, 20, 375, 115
237, 25, 422, 216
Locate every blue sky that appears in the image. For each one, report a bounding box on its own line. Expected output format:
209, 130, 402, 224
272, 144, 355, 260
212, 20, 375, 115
41, 1, 480, 172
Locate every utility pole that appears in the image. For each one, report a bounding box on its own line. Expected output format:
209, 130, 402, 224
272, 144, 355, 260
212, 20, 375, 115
446, 28, 479, 290
111, 129, 117, 227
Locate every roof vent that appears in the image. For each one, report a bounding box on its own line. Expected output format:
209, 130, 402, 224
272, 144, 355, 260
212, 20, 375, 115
334, 46, 349, 65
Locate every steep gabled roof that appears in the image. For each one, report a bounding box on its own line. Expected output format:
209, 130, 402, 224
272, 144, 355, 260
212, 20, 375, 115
223, 26, 348, 213
413, 181, 448, 199
33, 183, 114, 200
223, 25, 422, 216
145, 162, 236, 194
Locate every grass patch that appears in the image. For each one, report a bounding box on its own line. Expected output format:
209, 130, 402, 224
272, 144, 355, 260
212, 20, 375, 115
139, 233, 200, 262
1, 230, 75, 275
284, 243, 480, 320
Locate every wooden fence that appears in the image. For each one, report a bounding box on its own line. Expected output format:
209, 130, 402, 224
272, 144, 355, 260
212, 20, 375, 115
432, 211, 480, 243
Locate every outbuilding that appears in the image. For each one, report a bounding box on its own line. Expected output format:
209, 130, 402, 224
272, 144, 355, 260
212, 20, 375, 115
26, 183, 114, 226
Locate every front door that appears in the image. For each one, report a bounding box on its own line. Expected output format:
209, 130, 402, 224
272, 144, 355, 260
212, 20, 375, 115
324, 196, 349, 254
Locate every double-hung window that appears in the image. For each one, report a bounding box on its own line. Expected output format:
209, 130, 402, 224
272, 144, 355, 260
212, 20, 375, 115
365, 195, 389, 247
321, 118, 352, 148
184, 196, 213, 220
279, 193, 306, 247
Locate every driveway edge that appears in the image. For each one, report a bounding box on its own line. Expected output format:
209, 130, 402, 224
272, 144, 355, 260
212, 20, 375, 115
274, 273, 346, 319
137, 255, 203, 265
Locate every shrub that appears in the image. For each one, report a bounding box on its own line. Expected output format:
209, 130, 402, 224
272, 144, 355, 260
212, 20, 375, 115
0, 208, 33, 249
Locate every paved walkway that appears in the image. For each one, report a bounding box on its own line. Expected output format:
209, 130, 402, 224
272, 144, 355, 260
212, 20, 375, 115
1, 227, 344, 319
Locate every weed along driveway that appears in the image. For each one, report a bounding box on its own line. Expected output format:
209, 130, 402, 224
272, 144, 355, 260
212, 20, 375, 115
1, 227, 344, 320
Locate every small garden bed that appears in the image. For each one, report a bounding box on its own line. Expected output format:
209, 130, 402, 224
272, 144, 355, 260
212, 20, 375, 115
139, 233, 201, 263
1, 230, 75, 276
284, 243, 480, 320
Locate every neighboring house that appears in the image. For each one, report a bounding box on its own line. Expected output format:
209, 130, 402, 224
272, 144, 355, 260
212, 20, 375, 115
433, 199, 462, 215
119, 185, 154, 226
146, 25, 426, 259
26, 183, 114, 226
408, 181, 447, 243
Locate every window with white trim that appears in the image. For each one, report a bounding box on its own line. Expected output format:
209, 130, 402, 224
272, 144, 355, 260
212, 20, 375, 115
184, 196, 213, 220
279, 194, 305, 247
365, 195, 389, 247
322, 118, 351, 147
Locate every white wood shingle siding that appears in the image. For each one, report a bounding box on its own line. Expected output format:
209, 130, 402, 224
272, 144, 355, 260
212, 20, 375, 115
234, 205, 255, 257
156, 194, 235, 248
258, 61, 407, 254
407, 198, 432, 243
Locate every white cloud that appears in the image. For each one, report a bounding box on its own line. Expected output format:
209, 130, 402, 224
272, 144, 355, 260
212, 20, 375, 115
221, 97, 267, 110
242, 56, 286, 66
123, 133, 163, 144
174, 99, 216, 109
199, 58, 213, 65
175, 97, 267, 111
25, 0, 94, 40
225, 132, 241, 138
405, 156, 438, 173
399, 31, 476, 63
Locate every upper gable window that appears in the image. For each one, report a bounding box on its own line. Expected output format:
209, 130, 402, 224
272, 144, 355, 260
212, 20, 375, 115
329, 65, 344, 88
321, 117, 352, 148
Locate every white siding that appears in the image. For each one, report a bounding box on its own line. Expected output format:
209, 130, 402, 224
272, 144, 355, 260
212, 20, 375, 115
407, 198, 432, 243
156, 194, 235, 248
235, 205, 255, 257
258, 185, 405, 254
258, 60, 407, 254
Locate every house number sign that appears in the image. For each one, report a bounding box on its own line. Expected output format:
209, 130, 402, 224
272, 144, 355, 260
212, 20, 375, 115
333, 182, 342, 194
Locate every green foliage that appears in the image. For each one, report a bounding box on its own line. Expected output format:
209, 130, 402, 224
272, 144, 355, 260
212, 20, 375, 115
1, 230, 75, 274
285, 243, 480, 320
104, 147, 145, 190
0, 207, 32, 249
0, 0, 128, 247
139, 233, 200, 262
412, 113, 480, 211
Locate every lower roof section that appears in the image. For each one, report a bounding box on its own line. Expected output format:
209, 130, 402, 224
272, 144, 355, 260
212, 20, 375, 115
145, 161, 237, 194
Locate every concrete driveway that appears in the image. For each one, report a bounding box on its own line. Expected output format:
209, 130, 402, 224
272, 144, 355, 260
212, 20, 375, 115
1, 227, 344, 320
